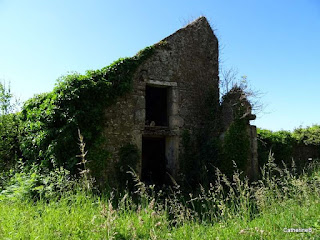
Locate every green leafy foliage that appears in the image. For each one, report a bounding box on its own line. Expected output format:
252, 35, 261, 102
0, 113, 21, 172
257, 126, 320, 171
222, 119, 250, 175
293, 125, 320, 145
257, 129, 295, 167
19, 46, 156, 178
0, 159, 319, 239
0, 81, 14, 115
0, 162, 74, 201
0, 82, 21, 172
116, 144, 140, 190
220, 87, 252, 176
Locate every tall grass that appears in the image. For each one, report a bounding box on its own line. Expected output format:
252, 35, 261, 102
0, 154, 319, 239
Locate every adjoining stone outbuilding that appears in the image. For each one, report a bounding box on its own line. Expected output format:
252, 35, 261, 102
102, 17, 258, 185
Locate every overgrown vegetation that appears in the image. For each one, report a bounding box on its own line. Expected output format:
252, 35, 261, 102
0, 113, 21, 172
20, 46, 157, 177
0, 155, 319, 239
0, 45, 165, 188
258, 125, 320, 170
0, 36, 319, 238
0, 161, 75, 202
293, 125, 320, 145
116, 144, 140, 191
179, 84, 253, 188
179, 70, 264, 188
222, 118, 250, 174
0, 69, 319, 238
220, 86, 253, 176
0, 82, 21, 172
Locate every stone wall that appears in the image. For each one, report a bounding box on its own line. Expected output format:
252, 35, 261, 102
292, 144, 319, 169
101, 17, 219, 183
220, 87, 259, 180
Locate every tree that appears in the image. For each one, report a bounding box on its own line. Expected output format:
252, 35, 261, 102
0, 80, 20, 115
220, 67, 264, 116
0, 81, 21, 171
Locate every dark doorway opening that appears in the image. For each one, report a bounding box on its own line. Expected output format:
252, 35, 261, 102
142, 137, 166, 185
145, 85, 168, 126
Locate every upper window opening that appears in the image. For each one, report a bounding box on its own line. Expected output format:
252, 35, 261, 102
145, 85, 168, 126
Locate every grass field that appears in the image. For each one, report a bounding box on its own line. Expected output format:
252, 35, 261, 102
0, 159, 319, 239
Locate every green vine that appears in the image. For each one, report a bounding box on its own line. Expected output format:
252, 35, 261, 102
222, 119, 250, 175
258, 126, 320, 171
19, 44, 160, 179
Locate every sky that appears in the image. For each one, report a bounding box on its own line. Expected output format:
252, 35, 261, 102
0, 0, 319, 131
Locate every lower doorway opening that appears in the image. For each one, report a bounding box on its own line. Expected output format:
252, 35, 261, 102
142, 137, 166, 185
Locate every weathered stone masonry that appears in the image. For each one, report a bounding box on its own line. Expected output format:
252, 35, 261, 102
102, 17, 258, 184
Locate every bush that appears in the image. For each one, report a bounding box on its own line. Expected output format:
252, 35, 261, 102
293, 125, 320, 145
222, 119, 250, 175
257, 129, 295, 167
0, 113, 21, 172
0, 162, 75, 201
257, 126, 320, 171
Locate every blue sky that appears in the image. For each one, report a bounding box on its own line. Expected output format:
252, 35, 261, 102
0, 0, 319, 131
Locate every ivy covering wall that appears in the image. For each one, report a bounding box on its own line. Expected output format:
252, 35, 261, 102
15, 45, 158, 181
221, 119, 250, 175
258, 126, 320, 171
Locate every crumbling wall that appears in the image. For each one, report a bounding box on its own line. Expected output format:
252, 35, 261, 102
101, 17, 219, 184
220, 87, 259, 180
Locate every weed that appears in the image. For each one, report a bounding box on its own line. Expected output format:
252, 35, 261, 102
0, 154, 319, 239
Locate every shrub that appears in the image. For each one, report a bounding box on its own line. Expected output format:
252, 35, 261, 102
0, 162, 75, 201
222, 118, 250, 175
257, 129, 295, 167
0, 113, 21, 172
257, 126, 320, 171
293, 125, 320, 145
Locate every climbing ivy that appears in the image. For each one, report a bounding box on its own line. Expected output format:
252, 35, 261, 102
257, 129, 295, 168
222, 119, 250, 175
19, 44, 160, 179
257, 126, 320, 171
219, 87, 252, 176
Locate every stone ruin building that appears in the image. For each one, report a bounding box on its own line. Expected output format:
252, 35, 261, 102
220, 87, 259, 180
103, 17, 258, 185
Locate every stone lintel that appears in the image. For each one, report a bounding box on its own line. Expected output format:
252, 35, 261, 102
146, 79, 177, 87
